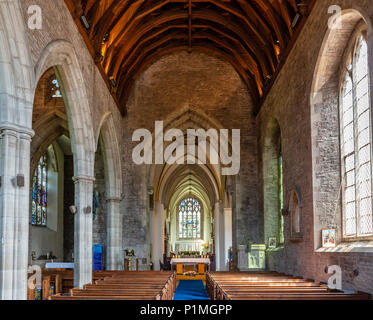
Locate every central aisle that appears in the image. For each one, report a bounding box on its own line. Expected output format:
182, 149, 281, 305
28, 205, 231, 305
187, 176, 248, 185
173, 280, 210, 300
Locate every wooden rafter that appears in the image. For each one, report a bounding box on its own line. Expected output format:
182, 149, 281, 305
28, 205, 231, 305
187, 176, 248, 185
64, 0, 316, 116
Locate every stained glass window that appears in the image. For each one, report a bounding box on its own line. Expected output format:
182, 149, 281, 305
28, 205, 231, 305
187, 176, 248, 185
51, 77, 62, 98
32, 154, 48, 226
178, 198, 201, 239
340, 34, 373, 238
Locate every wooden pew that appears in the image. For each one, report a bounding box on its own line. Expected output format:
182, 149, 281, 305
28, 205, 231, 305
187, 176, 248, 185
49, 271, 176, 300
28, 269, 169, 300
207, 272, 372, 300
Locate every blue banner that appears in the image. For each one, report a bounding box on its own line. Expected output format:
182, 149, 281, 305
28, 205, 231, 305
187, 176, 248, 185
93, 244, 103, 271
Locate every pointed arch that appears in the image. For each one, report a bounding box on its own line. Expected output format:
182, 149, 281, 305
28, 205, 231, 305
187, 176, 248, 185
0, 0, 34, 129
35, 40, 95, 177
97, 113, 123, 199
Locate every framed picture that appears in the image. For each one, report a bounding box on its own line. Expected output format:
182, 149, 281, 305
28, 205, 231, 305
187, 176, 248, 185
268, 237, 277, 248
322, 229, 337, 248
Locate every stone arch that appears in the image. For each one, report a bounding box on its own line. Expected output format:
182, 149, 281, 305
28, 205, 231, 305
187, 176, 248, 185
35, 40, 95, 177
30, 67, 70, 175
310, 9, 371, 249
0, 0, 34, 129
35, 40, 96, 287
96, 113, 123, 270
97, 113, 123, 199
148, 106, 235, 271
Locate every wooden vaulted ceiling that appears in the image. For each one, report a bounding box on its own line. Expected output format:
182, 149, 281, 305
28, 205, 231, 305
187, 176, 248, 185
64, 0, 316, 116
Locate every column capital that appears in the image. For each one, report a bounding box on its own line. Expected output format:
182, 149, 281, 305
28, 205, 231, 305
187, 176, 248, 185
72, 175, 96, 183
0, 122, 35, 139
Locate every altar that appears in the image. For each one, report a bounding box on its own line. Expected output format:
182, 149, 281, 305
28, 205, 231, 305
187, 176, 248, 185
171, 258, 210, 275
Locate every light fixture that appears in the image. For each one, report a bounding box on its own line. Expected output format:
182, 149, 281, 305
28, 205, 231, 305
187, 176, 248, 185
109, 76, 116, 88
109, 77, 117, 94
291, 13, 302, 29
264, 75, 272, 86
69, 205, 77, 214
85, 206, 92, 214
102, 32, 109, 44
80, 15, 90, 30
16, 174, 25, 187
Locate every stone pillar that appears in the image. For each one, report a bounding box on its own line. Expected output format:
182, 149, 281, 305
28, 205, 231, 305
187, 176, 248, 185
73, 175, 94, 288
0, 125, 34, 300
223, 208, 232, 271
152, 200, 164, 271
214, 200, 224, 271
106, 197, 122, 270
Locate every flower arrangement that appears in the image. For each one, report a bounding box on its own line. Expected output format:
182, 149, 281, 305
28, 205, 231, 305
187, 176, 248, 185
125, 249, 135, 257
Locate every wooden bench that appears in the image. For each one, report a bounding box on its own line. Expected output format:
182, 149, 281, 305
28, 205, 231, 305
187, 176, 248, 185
28, 269, 159, 299
49, 271, 176, 300
206, 272, 372, 300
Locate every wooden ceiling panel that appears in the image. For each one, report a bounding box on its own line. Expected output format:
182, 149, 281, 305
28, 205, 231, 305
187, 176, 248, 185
65, 0, 316, 115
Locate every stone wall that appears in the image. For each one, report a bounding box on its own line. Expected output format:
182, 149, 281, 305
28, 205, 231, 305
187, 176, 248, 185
257, 0, 373, 295
124, 51, 258, 267
93, 142, 107, 268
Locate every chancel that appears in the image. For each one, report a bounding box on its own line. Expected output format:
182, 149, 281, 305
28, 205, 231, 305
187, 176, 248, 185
1, 0, 373, 301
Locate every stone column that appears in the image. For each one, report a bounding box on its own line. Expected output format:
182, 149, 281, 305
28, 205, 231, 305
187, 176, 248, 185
0, 125, 34, 300
223, 207, 232, 271
214, 200, 224, 271
106, 197, 122, 270
73, 175, 94, 288
152, 200, 164, 271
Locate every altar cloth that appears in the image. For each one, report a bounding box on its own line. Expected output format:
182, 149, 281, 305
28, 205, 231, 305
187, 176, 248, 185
170, 258, 210, 265
45, 262, 74, 269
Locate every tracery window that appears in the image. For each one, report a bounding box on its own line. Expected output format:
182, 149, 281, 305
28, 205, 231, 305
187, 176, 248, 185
178, 198, 202, 239
32, 154, 48, 226
340, 31, 373, 238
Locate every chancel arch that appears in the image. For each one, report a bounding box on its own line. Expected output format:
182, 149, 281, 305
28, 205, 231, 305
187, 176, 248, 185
149, 106, 234, 272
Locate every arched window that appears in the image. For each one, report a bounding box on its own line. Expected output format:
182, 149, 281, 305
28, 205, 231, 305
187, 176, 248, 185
32, 153, 48, 226
263, 118, 284, 247
340, 31, 373, 238
178, 197, 202, 239
279, 147, 284, 244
